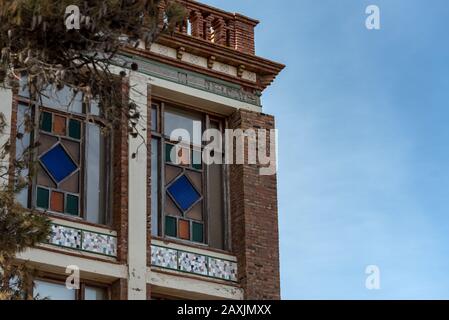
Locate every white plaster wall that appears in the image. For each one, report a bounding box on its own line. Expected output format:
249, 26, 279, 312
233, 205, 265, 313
127, 71, 149, 300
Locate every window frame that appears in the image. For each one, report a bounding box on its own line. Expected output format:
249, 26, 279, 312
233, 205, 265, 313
33, 274, 111, 300
150, 98, 231, 251
15, 93, 113, 227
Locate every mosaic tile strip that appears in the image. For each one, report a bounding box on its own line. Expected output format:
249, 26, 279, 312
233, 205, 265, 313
48, 224, 81, 249
178, 252, 208, 276
82, 231, 117, 257
208, 257, 238, 282
47, 223, 117, 257
151, 245, 238, 282
151, 245, 178, 270
115, 55, 261, 107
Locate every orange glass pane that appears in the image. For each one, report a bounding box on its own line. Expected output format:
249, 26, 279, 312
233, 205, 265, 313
53, 115, 67, 135
50, 191, 64, 212
178, 219, 190, 240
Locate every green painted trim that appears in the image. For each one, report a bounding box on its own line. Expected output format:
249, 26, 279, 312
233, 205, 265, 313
115, 53, 261, 107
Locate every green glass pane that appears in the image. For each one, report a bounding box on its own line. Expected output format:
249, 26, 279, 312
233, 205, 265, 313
40, 112, 52, 133
66, 194, 79, 216
36, 187, 49, 209
165, 216, 177, 237
165, 144, 174, 164
192, 222, 204, 243
68, 119, 81, 139
192, 150, 202, 170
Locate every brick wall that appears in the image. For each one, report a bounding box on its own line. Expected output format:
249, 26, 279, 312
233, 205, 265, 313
229, 109, 280, 300
179, 0, 258, 55
113, 80, 130, 264
234, 14, 257, 55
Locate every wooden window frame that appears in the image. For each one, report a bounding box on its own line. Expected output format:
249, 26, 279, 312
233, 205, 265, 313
33, 273, 111, 300
15, 94, 113, 228
151, 98, 231, 251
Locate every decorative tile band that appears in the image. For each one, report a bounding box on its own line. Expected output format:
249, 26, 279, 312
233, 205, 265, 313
151, 245, 238, 282
116, 54, 262, 107
47, 224, 117, 257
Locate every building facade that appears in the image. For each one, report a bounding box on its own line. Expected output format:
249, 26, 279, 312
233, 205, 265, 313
1, 0, 284, 300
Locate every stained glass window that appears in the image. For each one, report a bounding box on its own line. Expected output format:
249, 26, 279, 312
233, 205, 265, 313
151, 102, 227, 249
36, 111, 83, 217
17, 84, 112, 225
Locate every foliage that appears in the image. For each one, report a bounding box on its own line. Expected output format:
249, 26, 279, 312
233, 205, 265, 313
0, 0, 186, 299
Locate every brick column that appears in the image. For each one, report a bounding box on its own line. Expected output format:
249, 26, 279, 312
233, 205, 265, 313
229, 109, 280, 300
113, 80, 130, 264
234, 14, 258, 55
111, 279, 128, 300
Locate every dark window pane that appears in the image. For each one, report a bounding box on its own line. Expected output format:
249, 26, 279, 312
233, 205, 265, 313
167, 175, 201, 212
36, 187, 49, 209
165, 216, 177, 237
40, 112, 52, 133
68, 119, 81, 139
192, 222, 204, 243
66, 194, 79, 216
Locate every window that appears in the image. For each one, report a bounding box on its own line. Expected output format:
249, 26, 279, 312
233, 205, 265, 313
34, 279, 108, 300
16, 84, 112, 225
151, 102, 228, 250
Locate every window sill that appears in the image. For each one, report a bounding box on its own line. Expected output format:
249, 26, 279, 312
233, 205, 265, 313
40, 211, 116, 235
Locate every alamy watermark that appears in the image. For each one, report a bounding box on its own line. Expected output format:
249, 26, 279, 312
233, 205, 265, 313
168, 123, 278, 176
365, 265, 381, 290
365, 5, 381, 30
65, 265, 80, 290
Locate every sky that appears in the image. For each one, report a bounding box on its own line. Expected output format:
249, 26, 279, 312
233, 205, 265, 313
203, 0, 449, 299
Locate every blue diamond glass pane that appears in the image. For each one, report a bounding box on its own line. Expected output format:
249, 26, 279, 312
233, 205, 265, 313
40, 144, 77, 183
167, 175, 200, 212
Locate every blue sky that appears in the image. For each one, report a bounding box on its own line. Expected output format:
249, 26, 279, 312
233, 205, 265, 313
203, 0, 449, 299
